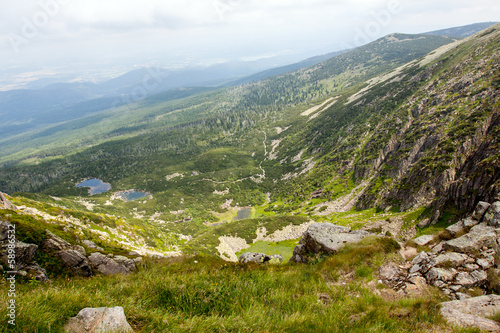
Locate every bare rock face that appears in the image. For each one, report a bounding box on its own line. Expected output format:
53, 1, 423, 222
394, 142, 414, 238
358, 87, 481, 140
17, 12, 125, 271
0, 192, 16, 210
64, 306, 134, 333
440, 295, 500, 332
88, 252, 135, 275
289, 223, 372, 263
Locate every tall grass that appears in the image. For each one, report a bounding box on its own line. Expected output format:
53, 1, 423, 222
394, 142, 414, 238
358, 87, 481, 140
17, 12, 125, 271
0, 239, 477, 332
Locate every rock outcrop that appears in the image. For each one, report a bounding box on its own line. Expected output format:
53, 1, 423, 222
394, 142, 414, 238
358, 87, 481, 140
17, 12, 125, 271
440, 295, 500, 332
390, 201, 500, 299
57, 249, 92, 277
88, 252, 136, 275
0, 220, 48, 282
0, 192, 16, 210
289, 223, 372, 263
238, 252, 283, 264
64, 306, 134, 333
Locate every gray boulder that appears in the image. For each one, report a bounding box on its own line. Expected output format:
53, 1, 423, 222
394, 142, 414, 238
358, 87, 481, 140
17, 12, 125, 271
443, 223, 497, 254
446, 221, 465, 237
0, 236, 38, 271
57, 250, 92, 277
379, 263, 401, 287
440, 295, 500, 332
412, 235, 434, 246
484, 202, 500, 227
20, 263, 49, 282
238, 252, 283, 264
473, 201, 491, 221
64, 306, 134, 333
88, 252, 135, 275
462, 217, 479, 228
289, 223, 371, 263
410, 251, 435, 274
426, 267, 457, 284
434, 252, 469, 268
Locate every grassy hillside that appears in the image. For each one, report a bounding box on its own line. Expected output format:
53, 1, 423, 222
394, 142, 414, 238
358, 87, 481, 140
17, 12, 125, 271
2, 237, 476, 333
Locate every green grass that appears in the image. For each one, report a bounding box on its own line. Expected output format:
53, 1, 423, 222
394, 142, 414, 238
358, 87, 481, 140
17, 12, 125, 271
0, 237, 472, 333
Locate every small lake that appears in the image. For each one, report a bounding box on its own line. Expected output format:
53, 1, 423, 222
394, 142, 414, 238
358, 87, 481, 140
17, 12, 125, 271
114, 190, 151, 202
76, 179, 111, 195
235, 208, 252, 221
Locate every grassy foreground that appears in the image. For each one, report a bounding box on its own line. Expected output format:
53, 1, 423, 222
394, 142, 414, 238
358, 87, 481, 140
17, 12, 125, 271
0, 237, 478, 333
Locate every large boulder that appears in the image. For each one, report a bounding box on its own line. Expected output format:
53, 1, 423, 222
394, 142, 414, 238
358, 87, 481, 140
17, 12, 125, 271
443, 223, 497, 254
238, 253, 283, 264
88, 252, 135, 275
440, 295, 500, 332
57, 250, 92, 277
289, 223, 372, 263
64, 306, 134, 333
484, 202, 500, 227
0, 222, 38, 270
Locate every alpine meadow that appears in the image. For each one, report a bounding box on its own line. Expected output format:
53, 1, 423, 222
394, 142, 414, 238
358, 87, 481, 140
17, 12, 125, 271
1, 9, 500, 333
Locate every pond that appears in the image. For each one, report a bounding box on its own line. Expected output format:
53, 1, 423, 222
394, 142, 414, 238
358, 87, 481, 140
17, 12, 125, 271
76, 179, 111, 195
234, 208, 252, 221
113, 190, 151, 202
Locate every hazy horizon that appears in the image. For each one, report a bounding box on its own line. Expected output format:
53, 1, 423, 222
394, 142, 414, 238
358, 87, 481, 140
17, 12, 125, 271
0, 0, 498, 89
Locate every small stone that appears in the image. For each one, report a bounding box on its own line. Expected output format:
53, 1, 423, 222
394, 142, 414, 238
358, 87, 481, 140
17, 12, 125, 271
455, 272, 476, 288
434, 252, 469, 268
446, 221, 465, 237
484, 202, 500, 227
426, 267, 457, 283
473, 202, 491, 221
418, 218, 431, 228
455, 292, 471, 301
431, 241, 445, 254
413, 235, 434, 246
476, 258, 494, 270
464, 263, 480, 272
462, 217, 479, 229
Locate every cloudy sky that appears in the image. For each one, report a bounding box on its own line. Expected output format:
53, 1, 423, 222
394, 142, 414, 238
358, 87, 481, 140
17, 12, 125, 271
0, 0, 498, 79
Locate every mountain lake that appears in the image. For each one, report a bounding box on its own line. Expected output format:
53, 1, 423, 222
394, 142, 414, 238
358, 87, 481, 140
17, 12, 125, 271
76, 179, 111, 195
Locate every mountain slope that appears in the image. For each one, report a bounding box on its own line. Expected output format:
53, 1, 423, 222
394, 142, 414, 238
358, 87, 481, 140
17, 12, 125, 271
271, 23, 500, 218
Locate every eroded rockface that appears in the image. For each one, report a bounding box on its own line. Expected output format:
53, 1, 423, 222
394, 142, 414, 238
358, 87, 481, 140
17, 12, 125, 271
380, 201, 500, 301
352, 28, 500, 216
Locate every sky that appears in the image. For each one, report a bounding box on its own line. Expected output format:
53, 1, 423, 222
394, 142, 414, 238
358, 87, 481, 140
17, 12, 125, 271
0, 0, 498, 82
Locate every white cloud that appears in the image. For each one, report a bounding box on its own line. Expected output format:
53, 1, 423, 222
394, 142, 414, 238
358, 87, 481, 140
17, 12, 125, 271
0, 0, 498, 72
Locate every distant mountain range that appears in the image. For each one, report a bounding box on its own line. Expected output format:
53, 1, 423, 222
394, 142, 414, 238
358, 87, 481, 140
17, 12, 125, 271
425, 21, 498, 38
0, 22, 496, 142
